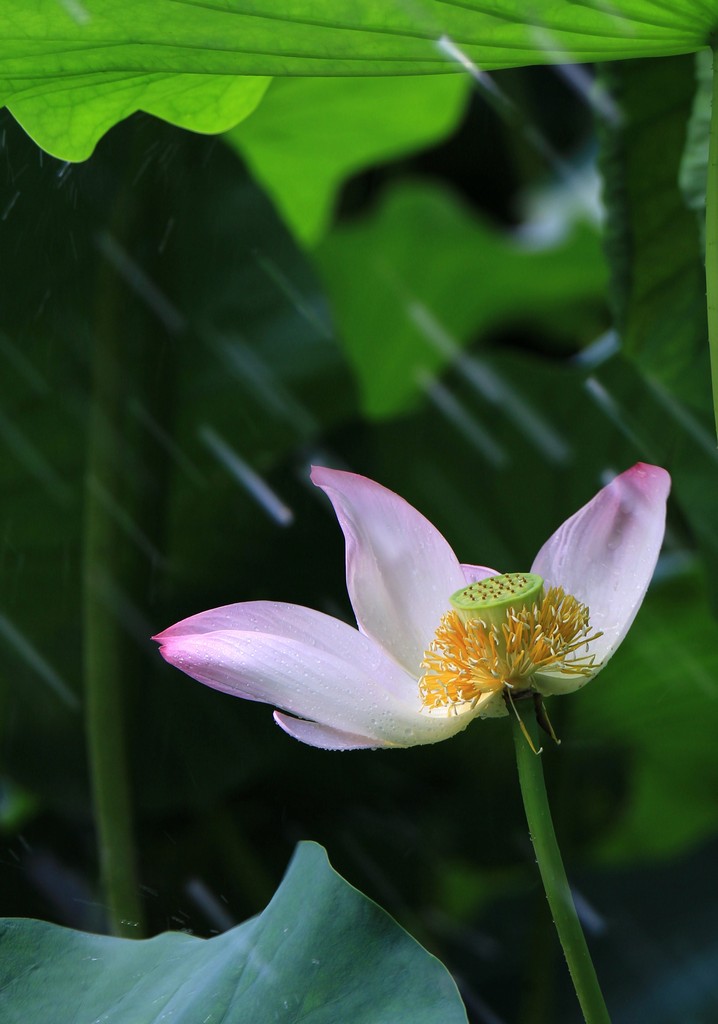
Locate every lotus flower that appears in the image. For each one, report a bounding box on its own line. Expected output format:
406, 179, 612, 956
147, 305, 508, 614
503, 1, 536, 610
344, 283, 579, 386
154, 464, 670, 750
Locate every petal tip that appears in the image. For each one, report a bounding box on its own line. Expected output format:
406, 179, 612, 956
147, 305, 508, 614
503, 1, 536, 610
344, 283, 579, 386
311, 464, 379, 497
625, 462, 671, 496
309, 463, 328, 485
153, 636, 181, 665
310, 464, 346, 489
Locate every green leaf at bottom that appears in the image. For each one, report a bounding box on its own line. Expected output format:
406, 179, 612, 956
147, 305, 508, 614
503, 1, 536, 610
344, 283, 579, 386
0, 842, 467, 1024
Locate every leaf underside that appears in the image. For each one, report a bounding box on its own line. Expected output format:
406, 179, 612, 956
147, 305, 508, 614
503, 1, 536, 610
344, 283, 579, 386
1, 0, 715, 159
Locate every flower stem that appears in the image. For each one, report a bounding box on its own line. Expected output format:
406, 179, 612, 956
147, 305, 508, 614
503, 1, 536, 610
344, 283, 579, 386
83, 241, 145, 939
707, 46, 718, 437
511, 703, 611, 1024
83, 333, 144, 937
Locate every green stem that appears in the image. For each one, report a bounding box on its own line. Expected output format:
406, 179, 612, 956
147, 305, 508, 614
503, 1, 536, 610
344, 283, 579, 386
707, 46, 718, 438
511, 704, 611, 1024
83, 277, 145, 938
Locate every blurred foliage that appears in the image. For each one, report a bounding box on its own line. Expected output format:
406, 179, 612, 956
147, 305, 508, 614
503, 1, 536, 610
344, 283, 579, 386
576, 571, 718, 861
2, 41, 718, 1024
680, 49, 712, 237
316, 178, 607, 417
599, 55, 709, 415
0, 113, 355, 817
227, 76, 470, 247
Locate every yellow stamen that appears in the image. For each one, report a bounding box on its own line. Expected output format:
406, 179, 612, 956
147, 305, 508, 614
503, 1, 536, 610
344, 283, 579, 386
419, 586, 602, 716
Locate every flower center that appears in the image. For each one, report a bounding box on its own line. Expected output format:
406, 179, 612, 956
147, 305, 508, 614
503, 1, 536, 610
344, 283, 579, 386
451, 572, 544, 627
419, 573, 603, 715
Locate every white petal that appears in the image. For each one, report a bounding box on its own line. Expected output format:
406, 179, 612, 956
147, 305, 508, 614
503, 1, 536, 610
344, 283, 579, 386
461, 564, 500, 585
532, 671, 593, 697
476, 690, 509, 718
273, 712, 390, 750
531, 463, 670, 668
312, 466, 465, 676
157, 604, 470, 746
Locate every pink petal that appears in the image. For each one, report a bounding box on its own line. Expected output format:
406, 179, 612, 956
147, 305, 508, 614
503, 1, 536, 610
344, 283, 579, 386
155, 601, 393, 661
461, 564, 499, 585
531, 463, 670, 667
156, 602, 470, 746
273, 712, 390, 750
311, 467, 465, 676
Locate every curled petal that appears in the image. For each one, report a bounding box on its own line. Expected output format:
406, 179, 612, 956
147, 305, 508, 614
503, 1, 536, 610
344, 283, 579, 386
531, 463, 670, 674
312, 467, 465, 676
156, 604, 471, 747
273, 712, 390, 750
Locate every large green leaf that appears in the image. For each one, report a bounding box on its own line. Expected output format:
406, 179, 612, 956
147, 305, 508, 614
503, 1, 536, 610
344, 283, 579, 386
2, 0, 715, 161
316, 178, 607, 418
227, 75, 469, 246
599, 55, 710, 415
7, 71, 270, 163
0, 842, 468, 1024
